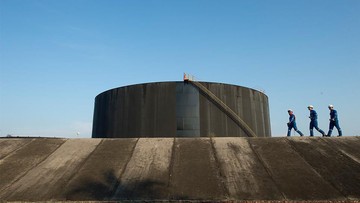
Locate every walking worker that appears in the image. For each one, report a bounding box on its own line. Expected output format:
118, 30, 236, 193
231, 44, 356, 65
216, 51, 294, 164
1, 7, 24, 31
307, 105, 326, 137
287, 109, 304, 137
327, 104, 342, 137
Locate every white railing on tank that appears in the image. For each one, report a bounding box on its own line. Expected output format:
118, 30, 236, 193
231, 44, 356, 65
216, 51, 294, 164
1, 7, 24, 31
183, 73, 197, 81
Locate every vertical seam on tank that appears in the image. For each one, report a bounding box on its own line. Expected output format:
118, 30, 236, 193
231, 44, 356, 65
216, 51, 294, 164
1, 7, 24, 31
285, 138, 349, 200
167, 137, 176, 199
109, 138, 140, 200
247, 138, 287, 200
210, 137, 230, 198
60, 139, 104, 200
0, 138, 68, 197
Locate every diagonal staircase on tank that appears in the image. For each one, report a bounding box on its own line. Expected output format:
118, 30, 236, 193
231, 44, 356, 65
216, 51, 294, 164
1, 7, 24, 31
184, 74, 257, 137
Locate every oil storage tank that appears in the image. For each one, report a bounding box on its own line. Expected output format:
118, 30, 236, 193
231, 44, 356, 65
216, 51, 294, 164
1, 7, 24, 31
92, 81, 271, 138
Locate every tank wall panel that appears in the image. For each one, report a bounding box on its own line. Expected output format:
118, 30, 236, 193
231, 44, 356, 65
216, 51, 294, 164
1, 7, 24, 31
92, 83, 177, 138
92, 82, 271, 138
176, 83, 200, 137
199, 82, 270, 137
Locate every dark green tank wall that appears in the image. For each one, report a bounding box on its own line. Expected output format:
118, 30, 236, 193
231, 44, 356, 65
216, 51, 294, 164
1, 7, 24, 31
92, 81, 271, 138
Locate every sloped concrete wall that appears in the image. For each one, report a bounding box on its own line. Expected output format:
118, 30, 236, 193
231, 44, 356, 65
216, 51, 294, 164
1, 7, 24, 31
0, 137, 360, 201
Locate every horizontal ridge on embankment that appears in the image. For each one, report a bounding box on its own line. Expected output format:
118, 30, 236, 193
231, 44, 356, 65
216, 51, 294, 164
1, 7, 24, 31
0, 137, 360, 202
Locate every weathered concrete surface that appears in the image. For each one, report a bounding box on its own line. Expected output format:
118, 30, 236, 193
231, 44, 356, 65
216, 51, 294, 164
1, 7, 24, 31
0, 139, 100, 201
0, 139, 32, 159
249, 138, 343, 200
112, 138, 173, 200
0, 139, 66, 192
212, 138, 283, 200
169, 138, 226, 200
288, 137, 360, 200
61, 138, 138, 201
0, 137, 360, 202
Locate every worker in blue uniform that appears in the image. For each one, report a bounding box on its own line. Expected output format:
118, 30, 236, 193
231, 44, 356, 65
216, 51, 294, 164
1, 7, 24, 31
327, 104, 342, 137
307, 105, 326, 137
287, 109, 304, 137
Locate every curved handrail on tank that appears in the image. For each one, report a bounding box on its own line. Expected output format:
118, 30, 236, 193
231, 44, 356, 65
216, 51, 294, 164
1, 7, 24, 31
185, 77, 257, 138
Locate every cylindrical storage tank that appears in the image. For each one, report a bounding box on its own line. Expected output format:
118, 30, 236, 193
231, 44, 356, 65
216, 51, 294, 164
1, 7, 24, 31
92, 81, 271, 138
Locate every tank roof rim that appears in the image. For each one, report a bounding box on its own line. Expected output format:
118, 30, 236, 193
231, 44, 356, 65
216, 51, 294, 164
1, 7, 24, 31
95, 81, 268, 99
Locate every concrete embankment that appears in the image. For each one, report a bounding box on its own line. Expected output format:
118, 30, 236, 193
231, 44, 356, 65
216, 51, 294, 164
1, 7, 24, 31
0, 137, 359, 202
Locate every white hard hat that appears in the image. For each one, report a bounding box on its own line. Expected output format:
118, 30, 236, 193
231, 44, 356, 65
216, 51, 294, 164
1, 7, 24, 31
287, 109, 293, 112
308, 105, 313, 109
328, 104, 334, 108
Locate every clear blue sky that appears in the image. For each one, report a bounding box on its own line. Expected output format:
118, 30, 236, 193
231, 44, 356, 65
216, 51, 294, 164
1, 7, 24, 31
1, 0, 359, 138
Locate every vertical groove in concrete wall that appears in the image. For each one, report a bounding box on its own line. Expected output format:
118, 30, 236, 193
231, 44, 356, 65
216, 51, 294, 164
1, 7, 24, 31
169, 138, 227, 200
0, 139, 67, 194
57, 139, 105, 200
1, 139, 101, 201
109, 138, 139, 200
247, 137, 286, 200
60, 138, 138, 201
1, 137, 359, 201
321, 137, 360, 165
112, 138, 174, 200
287, 138, 360, 199
209, 138, 230, 198
214, 137, 284, 200
284, 138, 346, 199
167, 138, 176, 192
0, 139, 33, 160
92, 81, 271, 138
249, 138, 343, 200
